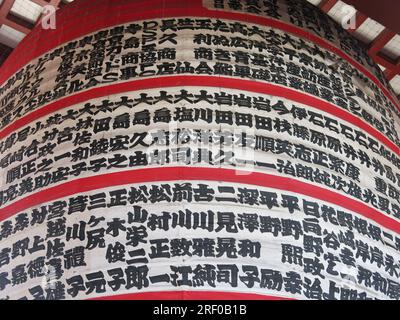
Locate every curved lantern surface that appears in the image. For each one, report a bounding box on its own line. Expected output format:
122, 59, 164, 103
0, 0, 399, 300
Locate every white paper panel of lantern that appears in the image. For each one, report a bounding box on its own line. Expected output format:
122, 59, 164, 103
382, 34, 400, 60
353, 18, 386, 44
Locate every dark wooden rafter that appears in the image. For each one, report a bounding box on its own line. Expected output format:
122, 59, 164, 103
384, 60, 400, 81
318, 0, 339, 12
368, 28, 397, 56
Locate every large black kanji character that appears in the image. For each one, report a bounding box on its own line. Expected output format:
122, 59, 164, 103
281, 244, 303, 266
12, 237, 29, 259
353, 216, 369, 236
259, 191, 279, 209
343, 142, 358, 161
93, 117, 112, 134
276, 159, 296, 176
46, 238, 65, 259
192, 238, 216, 257
339, 247, 356, 268
106, 218, 126, 237
126, 225, 148, 247
323, 231, 340, 250
172, 183, 193, 202
216, 238, 237, 258
259, 216, 281, 237
66, 275, 85, 298
127, 248, 148, 265
369, 246, 384, 268
72, 131, 92, 148
324, 252, 340, 276
355, 240, 370, 263
235, 112, 253, 127
357, 266, 372, 288
31, 206, 48, 226
109, 136, 129, 152
26, 256, 45, 279
106, 241, 126, 264
283, 271, 302, 295
11, 264, 27, 286
108, 189, 128, 208
281, 219, 303, 240
237, 213, 259, 232
239, 265, 260, 289
66, 221, 86, 242
238, 240, 261, 258
46, 218, 66, 238
147, 212, 171, 231
170, 238, 192, 257
384, 254, 400, 278
125, 265, 149, 290
274, 119, 292, 136
174, 107, 194, 122
193, 184, 214, 202
312, 150, 329, 168
310, 129, 326, 148
127, 206, 148, 224
85, 271, 106, 294
64, 246, 87, 269
215, 212, 238, 233
194, 47, 213, 60
237, 188, 259, 206
170, 265, 193, 287
293, 144, 312, 163
260, 268, 282, 291
302, 218, 322, 236
48, 201, 67, 220
215, 110, 233, 125
129, 151, 148, 167
303, 257, 325, 279
153, 107, 172, 123
303, 234, 323, 256
386, 280, 400, 300
86, 228, 105, 250
371, 272, 387, 294
88, 215, 105, 228
68, 196, 88, 215
345, 163, 360, 182
89, 139, 109, 157
192, 264, 216, 288
120, 66, 137, 80
29, 286, 45, 300
216, 264, 239, 288
132, 110, 151, 126
303, 277, 323, 300
13, 213, 29, 233
105, 268, 125, 292
149, 238, 170, 259
0, 248, 11, 268
195, 61, 213, 75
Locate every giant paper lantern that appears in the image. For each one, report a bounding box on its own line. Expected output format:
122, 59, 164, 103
0, 0, 399, 300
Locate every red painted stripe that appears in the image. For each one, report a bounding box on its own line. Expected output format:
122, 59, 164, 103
0, 167, 399, 234
89, 290, 293, 300
0, 76, 398, 155
0, 0, 398, 112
